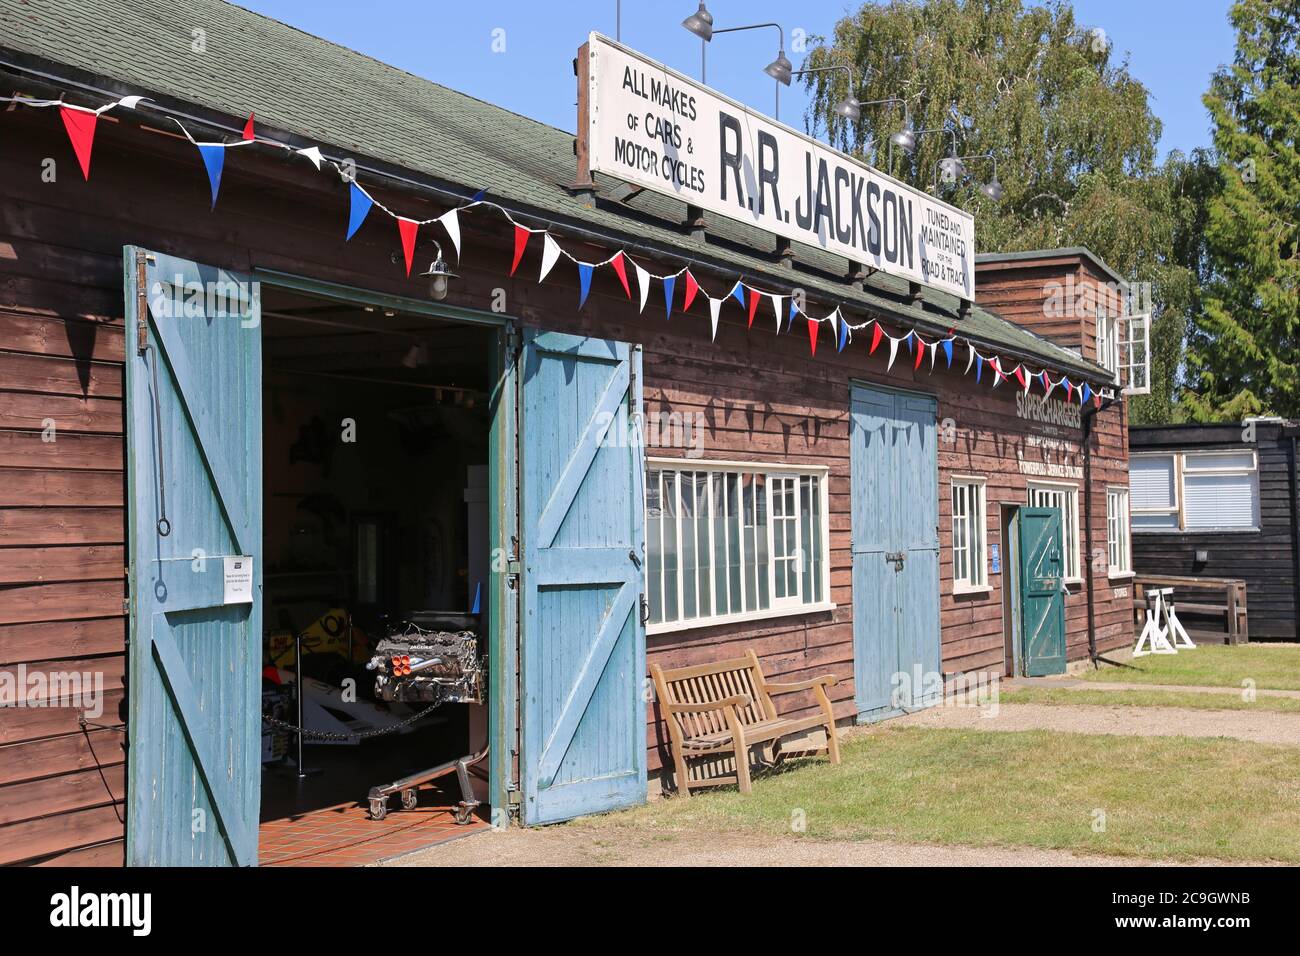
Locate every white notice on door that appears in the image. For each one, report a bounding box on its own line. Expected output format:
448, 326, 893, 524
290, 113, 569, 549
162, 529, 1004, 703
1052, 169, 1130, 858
223, 555, 254, 604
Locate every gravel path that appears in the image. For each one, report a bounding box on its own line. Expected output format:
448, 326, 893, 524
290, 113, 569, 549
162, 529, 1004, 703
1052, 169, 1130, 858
894, 701, 1300, 746
380, 825, 1225, 867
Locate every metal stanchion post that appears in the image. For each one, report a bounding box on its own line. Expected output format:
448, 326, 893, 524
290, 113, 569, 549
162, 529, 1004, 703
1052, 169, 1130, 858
294, 633, 322, 779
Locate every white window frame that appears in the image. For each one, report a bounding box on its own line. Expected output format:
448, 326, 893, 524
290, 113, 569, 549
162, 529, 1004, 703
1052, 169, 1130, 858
1105, 486, 1133, 577
951, 475, 989, 593
1118, 312, 1151, 395
645, 458, 833, 635
1130, 449, 1260, 533
1095, 310, 1119, 381
1129, 452, 1179, 530
1026, 479, 1082, 582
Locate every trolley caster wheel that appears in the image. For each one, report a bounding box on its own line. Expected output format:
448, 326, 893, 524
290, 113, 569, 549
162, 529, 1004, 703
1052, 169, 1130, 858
454, 805, 473, 825
369, 798, 388, 821
401, 789, 418, 811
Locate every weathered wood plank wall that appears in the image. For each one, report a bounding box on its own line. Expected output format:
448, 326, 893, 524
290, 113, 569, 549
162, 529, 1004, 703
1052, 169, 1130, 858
0, 107, 1131, 863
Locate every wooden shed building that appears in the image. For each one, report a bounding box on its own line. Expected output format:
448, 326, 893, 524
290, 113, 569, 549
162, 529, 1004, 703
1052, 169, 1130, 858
0, 0, 1139, 866
1130, 420, 1300, 642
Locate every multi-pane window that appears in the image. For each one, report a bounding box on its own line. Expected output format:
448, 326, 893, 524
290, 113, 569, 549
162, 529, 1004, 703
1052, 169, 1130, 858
1106, 487, 1132, 574
645, 461, 829, 630
1096, 311, 1118, 378
1130, 451, 1259, 532
1027, 481, 1081, 580
951, 477, 987, 592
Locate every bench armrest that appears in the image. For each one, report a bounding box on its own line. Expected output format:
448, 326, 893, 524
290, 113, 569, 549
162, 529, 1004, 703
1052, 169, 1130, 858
764, 675, 838, 695
667, 694, 751, 714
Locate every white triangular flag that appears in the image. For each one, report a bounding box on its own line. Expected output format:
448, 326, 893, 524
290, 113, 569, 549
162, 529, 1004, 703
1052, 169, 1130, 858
966, 343, 976, 375
991, 357, 1002, 388
709, 297, 722, 341
439, 208, 461, 258
539, 234, 561, 282
1021, 365, 1031, 392
635, 263, 651, 313
928, 341, 937, 370
887, 335, 900, 371
768, 293, 782, 330
297, 145, 324, 169
116, 95, 148, 111
829, 310, 839, 341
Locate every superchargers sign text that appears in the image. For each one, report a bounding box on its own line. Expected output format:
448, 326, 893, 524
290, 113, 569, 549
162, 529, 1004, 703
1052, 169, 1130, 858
581, 34, 976, 301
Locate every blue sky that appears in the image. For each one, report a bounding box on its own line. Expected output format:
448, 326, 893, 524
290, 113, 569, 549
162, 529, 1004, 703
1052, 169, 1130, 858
241, 0, 1234, 160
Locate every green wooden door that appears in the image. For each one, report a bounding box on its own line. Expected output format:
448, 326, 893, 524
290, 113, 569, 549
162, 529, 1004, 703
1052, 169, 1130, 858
1019, 507, 1066, 676
124, 247, 262, 865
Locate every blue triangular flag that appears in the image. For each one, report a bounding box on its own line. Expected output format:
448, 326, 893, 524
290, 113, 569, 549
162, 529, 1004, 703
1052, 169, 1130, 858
837, 316, 848, 352
731, 283, 746, 308
197, 144, 225, 209
1081, 382, 1092, 403
577, 262, 593, 309
786, 298, 798, 332
976, 357, 983, 383
470, 189, 486, 203
663, 274, 676, 319
906, 331, 915, 354
346, 182, 373, 240
471, 581, 481, 615
942, 339, 953, 368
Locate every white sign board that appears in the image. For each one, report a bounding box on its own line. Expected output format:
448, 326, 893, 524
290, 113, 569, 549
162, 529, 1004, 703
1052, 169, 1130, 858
582, 33, 976, 300
223, 555, 254, 605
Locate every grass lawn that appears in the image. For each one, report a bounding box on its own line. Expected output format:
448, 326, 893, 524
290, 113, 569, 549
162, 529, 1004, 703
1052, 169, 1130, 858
1001, 685, 1300, 713
1082, 644, 1300, 691
584, 728, 1300, 862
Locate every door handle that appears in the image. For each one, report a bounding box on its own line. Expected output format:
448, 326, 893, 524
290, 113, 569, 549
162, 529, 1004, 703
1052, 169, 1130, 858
885, 551, 906, 571
628, 549, 642, 569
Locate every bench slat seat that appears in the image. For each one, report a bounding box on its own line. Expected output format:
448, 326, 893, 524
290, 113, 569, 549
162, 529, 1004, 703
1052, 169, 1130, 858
650, 649, 841, 795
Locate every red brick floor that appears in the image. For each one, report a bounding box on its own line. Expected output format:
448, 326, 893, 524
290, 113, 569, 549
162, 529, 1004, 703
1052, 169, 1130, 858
259, 788, 488, 867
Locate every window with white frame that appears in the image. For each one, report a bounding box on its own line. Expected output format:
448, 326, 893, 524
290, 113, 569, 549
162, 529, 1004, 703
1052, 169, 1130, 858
644, 461, 830, 631
1130, 450, 1259, 532
1027, 481, 1081, 580
1096, 311, 1119, 380
951, 477, 987, 591
1106, 487, 1132, 575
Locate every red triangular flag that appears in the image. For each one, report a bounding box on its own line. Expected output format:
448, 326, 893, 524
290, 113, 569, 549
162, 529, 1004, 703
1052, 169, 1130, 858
683, 271, 699, 312
242, 113, 255, 141
747, 288, 760, 329
610, 251, 631, 298
59, 107, 98, 180
510, 225, 530, 276
1094, 392, 1102, 409
807, 316, 819, 356
914, 336, 925, 370
1014, 365, 1027, 389
870, 323, 883, 355
397, 217, 419, 276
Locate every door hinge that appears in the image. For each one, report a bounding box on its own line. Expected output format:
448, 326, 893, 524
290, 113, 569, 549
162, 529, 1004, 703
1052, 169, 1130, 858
134, 249, 152, 354
507, 789, 522, 805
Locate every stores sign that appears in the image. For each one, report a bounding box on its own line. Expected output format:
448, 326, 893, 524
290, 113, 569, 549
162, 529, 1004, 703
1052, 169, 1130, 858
580, 34, 976, 301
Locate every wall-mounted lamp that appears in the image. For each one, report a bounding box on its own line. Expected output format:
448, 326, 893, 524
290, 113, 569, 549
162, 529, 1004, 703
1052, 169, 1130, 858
417, 240, 457, 301
932, 151, 1003, 202
681, 9, 789, 118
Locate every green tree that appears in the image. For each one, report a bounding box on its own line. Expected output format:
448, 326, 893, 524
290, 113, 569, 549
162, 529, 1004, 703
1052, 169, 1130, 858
800, 0, 1200, 423
1183, 0, 1300, 421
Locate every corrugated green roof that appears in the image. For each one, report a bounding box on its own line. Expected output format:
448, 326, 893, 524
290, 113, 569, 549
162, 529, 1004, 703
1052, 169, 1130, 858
0, 0, 1105, 378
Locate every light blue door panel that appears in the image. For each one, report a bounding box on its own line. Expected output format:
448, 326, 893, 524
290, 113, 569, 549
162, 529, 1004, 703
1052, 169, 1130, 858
124, 247, 262, 866
519, 330, 646, 824
1020, 507, 1067, 676
850, 384, 940, 721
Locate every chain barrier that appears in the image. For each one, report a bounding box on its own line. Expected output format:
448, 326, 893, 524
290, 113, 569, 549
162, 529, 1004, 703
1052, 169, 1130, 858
261, 700, 444, 742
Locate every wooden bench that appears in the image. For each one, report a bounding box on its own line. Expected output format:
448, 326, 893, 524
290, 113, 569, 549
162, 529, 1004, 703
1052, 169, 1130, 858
650, 650, 840, 796
1132, 575, 1249, 645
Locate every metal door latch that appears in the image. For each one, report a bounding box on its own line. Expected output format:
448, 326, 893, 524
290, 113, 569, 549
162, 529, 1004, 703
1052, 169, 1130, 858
885, 551, 906, 571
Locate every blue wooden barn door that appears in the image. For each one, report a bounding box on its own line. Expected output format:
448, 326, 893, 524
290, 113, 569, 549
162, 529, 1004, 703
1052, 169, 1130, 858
518, 330, 646, 824
124, 248, 262, 866
850, 384, 940, 721
1019, 507, 1067, 676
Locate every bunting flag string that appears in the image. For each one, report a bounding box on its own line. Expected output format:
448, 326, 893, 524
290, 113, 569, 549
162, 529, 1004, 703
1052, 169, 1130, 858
0, 87, 1107, 403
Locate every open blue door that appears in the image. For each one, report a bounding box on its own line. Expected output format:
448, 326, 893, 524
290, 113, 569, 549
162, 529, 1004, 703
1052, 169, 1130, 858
850, 383, 941, 720
124, 248, 262, 865
519, 330, 646, 824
